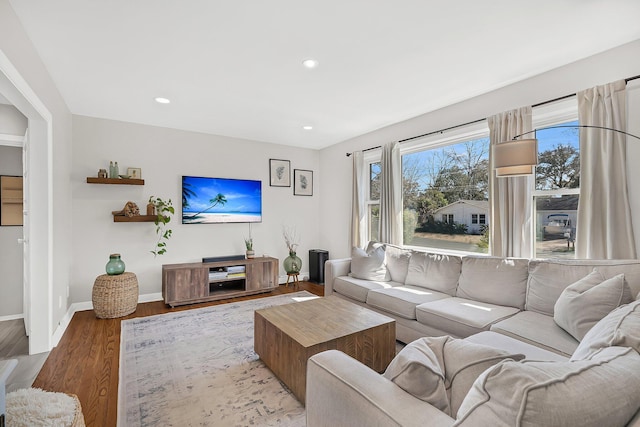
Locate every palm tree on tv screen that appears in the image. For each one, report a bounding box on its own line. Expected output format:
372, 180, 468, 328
185, 193, 228, 219
182, 181, 197, 209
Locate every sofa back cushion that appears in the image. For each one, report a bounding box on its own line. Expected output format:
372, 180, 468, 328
456, 256, 529, 309
405, 252, 462, 296
527, 259, 640, 316
456, 346, 640, 427
383, 244, 412, 283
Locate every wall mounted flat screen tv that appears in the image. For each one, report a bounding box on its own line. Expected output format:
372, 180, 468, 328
182, 176, 262, 224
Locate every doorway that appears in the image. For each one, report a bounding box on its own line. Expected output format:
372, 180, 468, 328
0, 50, 53, 355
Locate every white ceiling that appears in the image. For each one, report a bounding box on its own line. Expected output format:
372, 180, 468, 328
8, 1, 640, 150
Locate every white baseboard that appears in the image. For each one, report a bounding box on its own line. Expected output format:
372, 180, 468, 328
0, 313, 24, 322
278, 271, 309, 284
50, 292, 165, 348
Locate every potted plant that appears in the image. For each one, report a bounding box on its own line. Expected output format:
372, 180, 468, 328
245, 237, 255, 259
149, 196, 174, 256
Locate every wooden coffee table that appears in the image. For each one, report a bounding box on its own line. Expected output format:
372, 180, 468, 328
254, 295, 395, 404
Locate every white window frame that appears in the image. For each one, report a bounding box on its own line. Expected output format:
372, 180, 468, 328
531, 97, 579, 258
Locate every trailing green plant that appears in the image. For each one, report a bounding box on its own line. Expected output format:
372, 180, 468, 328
149, 196, 174, 256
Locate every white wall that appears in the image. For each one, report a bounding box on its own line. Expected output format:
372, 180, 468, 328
71, 116, 320, 303
319, 39, 640, 260
1, 0, 73, 352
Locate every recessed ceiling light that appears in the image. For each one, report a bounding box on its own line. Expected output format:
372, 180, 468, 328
154, 97, 171, 104
303, 125, 313, 130
302, 59, 319, 69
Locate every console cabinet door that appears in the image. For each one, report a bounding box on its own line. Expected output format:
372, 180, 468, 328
164, 267, 207, 304
245, 259, 278, 291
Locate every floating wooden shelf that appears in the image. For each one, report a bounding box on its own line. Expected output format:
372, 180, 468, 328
113, 215, 156, 223
87, 177, 145, 185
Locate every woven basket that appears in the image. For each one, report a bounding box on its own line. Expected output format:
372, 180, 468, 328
92, 272, 138, 318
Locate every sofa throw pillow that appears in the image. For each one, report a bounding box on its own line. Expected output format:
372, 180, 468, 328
442, 338, 524, 417
349, 243, 390, 281
554, 270, 633, 341
383, 336, 450, 414
571, 299, 640, 361
383, 244, 412, 283
456, 346, 640, 427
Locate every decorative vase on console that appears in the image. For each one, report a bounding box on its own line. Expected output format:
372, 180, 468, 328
105, 253, 125, 275
283, 251, 302, 274
245, 237, 255, 259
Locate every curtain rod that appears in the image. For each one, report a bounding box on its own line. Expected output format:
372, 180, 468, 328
345, 74, 640, 157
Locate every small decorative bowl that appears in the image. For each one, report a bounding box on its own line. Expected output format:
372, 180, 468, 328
118, 174, 130, 179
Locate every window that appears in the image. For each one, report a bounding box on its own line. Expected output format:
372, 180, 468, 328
400, 121, 490, 253
368, 161, 380, 242
532, 104, 580, 259
472, 214, 486, 225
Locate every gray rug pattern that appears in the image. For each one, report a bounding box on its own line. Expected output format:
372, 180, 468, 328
118, 292, 317, 427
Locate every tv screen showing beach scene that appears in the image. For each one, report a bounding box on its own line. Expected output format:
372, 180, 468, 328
182, 176, 262, 224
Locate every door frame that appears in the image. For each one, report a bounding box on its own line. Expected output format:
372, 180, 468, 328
0, 50, 53, 354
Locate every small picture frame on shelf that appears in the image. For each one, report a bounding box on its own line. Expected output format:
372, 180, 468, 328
127, 168, 142, 179
269, 159, 290, 187
294, 169, 313, 196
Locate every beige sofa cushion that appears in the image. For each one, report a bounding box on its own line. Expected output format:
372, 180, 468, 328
456, 346, 640, 427
350, 244, 391, 281
405, 252, 462, 296
384, 337, 524, 419
415, 297, 519, 338
572, 300, 640, 361
333, 276, 398, 303
554, 270, 632, 340
526, 259, 640, 316
383, 337, 450, 414
366, 286, 450, 320
456, 256, 528, 309
443, 338, 524, 417
384, 244, 412, 283
490, 310, 578, 357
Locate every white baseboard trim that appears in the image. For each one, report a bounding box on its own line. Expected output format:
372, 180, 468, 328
50, 292, 165, 348
0, 313, 24, 322
278, 271, 309, 284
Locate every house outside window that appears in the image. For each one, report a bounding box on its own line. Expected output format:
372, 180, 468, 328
532, 98, 579, 259
400, 121, 490, 253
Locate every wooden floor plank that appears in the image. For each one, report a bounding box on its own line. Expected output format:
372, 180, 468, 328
32, 282, 324, 427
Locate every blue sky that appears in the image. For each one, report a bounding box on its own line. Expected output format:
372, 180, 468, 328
182, 176, 262, 213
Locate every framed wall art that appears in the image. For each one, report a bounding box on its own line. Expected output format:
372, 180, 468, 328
127, 167, 142, 179
269, 159, 290, 187
294, 169, 313, 196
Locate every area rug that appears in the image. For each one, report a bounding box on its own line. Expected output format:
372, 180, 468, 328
118, 292, 318, 427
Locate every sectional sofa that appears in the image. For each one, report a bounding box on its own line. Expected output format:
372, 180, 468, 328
306, 243, 640, 426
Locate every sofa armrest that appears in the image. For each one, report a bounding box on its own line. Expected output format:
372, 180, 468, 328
324, 258, 351, 296
306, 350, 455, 427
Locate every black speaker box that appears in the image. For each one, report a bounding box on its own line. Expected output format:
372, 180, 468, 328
309, 249, 329, 284
202, 255, 246, 263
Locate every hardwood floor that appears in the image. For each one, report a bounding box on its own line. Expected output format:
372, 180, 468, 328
32, 282, 324, 427
0, 318, 49, 392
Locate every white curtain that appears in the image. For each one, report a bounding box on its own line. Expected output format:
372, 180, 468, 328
350, 150, 368, 249
488, 107, 534, 258
379, 142, 403, 245
576, 80, 636, 259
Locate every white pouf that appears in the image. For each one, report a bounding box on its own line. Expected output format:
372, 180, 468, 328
6, 388, 85, 427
